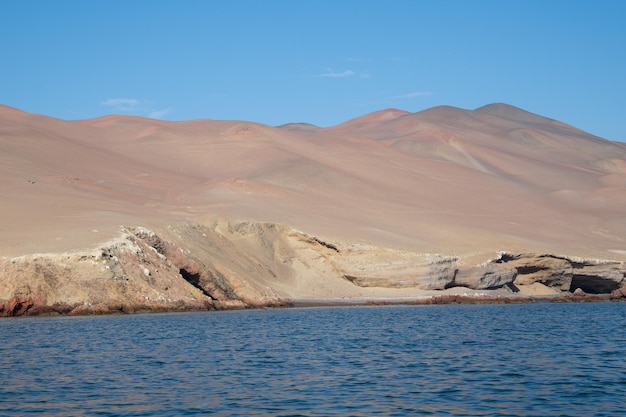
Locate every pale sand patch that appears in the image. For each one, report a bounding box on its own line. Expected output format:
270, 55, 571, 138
515, 283, 562, 296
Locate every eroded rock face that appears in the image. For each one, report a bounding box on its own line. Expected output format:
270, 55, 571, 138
132, 227, 246, 308
610, 286, 626, 299
332, 249, 625, 294
0, 225, 269, 316
569, 263, 624, 294
495, 253, 625, 294
449, 253, 624, 294
1, 220, 625, 317
505, 254, 574, 291
0, 297, 34, 317
453, 263, 518, 290
336, 252, 458, 290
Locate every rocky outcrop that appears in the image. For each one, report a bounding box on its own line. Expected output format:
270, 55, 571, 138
611, 286, 626, 299
453, 263, 518, 290
569, 263, 625, 294
131, 227, 247, 309
334, 251, 458, 290
0, 296, 34, 317
496, 253, 625, 294
502, 254, 574, 290
1, 220, 625, 317
333, 250, 625, 294
0, 224, 292, 316
443, 253, 624, 293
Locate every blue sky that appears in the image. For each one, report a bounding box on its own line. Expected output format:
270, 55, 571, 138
1, 1, 625, 141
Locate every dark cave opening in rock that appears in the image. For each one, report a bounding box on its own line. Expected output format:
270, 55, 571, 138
569, 275, 621, 294
179, 268, 216, 300
515, 265, 547, 275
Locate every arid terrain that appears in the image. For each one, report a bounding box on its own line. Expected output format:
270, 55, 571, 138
1, 103, 625, 315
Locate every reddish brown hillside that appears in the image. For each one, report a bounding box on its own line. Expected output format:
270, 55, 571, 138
1, 103, 625, 315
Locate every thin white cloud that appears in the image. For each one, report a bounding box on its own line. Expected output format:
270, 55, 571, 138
148, 108, 173, 119
101, 98, 142, 111
101, 98, 140, 107
101, 98, 172, 119
388, 91, 433, 100
318, 69, 355, 78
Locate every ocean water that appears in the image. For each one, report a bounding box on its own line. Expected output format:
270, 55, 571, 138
1, 302, 625, 416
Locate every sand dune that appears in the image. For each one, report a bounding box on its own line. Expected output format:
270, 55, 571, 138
1, 103, 625, 314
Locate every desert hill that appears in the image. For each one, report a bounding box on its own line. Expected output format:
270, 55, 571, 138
1, 103, 625, 315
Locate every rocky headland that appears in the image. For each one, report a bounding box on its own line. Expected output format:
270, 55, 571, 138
1, 220, 624, 317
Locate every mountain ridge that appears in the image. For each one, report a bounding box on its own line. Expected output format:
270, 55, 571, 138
0, 102, 620, 144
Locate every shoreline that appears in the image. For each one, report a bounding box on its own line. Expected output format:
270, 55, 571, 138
2, 292, 622, 318
290, 292, 619, 308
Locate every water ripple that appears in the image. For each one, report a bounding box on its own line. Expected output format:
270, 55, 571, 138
1, 302, 625, 416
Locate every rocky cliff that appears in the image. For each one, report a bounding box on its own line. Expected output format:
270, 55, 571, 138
2, 220, 624, 316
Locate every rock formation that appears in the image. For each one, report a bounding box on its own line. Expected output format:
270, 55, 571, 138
1, 221, 624, 316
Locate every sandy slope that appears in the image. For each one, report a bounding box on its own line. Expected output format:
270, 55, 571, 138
1, 103, 625, 313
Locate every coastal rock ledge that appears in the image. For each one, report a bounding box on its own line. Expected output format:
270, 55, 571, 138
1, 221, 625, 317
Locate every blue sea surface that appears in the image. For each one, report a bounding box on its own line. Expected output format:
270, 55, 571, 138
1, 302, 625, 416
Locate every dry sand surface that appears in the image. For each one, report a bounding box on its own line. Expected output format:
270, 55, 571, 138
1, 103, 625, 313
